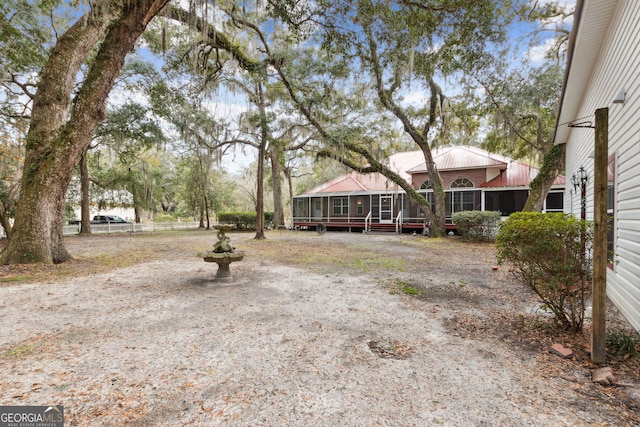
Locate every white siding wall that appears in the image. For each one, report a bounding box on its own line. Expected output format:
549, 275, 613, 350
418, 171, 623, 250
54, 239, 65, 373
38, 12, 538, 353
564, 0, 640, 330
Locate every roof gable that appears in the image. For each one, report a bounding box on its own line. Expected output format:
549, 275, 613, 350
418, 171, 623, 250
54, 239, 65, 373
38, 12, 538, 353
408, 146, 508, 172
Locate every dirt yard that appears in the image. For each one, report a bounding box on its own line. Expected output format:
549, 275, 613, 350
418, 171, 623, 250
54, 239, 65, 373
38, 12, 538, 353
0, 229, 639, 426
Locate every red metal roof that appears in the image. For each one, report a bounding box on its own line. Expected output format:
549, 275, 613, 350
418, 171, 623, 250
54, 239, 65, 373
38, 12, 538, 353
481, 160, 566, 188
407, 145, 508, 172
303, 171, 399, 194
302, 146, 564, 194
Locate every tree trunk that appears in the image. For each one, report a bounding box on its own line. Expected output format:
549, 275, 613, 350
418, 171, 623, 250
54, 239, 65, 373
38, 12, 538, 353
253, 83, 267, 240
204, 193, 211, 230
79, 151, 92, 234
523, 144, 565, 212
198, 205, 205, 228
130, 175, 143, 224
269, 144, 285, 228
0, 0, 170, 264
416, 144, 447, 237
3, 157, 75, 263
254, 138, 267, 240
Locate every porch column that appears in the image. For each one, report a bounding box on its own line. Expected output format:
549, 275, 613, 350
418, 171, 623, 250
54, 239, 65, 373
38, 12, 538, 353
326, 196, 329, 223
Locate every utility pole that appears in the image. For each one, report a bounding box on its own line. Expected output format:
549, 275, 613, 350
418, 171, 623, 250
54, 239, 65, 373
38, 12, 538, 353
592, 107, 608, 365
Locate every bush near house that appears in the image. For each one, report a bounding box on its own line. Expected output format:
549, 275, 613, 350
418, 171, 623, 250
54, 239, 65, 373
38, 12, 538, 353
218, 212, 275, 230
452, 210, 501, 242
496, 212, 592, 332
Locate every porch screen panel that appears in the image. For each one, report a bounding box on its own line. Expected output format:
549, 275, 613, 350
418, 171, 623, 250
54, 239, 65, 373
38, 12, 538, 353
450, 190, 479, 213
371, 196, 380, 217
293, 198, 309, 218
416, 191, 436, 218
485, 190, 528, 215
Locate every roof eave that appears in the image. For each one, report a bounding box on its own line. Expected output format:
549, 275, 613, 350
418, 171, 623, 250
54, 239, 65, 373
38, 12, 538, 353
553, 0, 618, 145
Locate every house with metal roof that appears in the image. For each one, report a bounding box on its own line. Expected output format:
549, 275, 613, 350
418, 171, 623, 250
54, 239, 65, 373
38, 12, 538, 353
554, 0, 640, 331
292, 145, 565, 233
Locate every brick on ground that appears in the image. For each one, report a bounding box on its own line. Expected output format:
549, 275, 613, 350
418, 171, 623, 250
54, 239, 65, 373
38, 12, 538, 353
592, 367, 615, 385
549, 343, 574, 359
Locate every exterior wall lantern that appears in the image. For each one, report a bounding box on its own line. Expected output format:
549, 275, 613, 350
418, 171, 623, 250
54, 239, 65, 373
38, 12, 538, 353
571, 166, 589, 220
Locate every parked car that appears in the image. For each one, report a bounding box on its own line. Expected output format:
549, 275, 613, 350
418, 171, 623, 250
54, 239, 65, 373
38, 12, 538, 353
91, 215, 132, 224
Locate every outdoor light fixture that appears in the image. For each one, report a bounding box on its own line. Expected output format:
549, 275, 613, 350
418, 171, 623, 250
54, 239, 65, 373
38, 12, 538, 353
570, 166, 589, 191
570, 174, 578, 190
571, 166, 589, 220
613, 89, 626, 104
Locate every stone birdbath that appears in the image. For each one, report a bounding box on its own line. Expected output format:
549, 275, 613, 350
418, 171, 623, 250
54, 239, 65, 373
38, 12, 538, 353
197, 226, 244, 282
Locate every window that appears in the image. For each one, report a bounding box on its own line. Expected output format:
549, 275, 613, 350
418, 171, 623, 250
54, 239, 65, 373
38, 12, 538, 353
333, 197, 349, 215
450, 177, 474, 188
356, 198, 363, 215
451, 191, 476, 212
449, 178, 476, 215
420, 179, 433, 190
545, 192, 564, 212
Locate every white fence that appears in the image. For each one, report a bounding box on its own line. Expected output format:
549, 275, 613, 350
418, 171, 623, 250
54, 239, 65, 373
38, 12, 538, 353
0, 221, 230, 238
61, 221, 205, 236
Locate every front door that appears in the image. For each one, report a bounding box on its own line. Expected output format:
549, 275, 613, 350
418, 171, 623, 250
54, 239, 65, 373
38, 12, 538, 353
380, 195, 393, 223
312, 199, 322, 220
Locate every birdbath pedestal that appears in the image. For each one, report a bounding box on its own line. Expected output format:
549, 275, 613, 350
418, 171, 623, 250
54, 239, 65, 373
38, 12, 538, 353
197, 226, 244, 282
201, 252, 244, 281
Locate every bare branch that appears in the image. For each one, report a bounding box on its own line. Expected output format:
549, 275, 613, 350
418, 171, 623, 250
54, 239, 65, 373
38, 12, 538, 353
8, 73, 36, 100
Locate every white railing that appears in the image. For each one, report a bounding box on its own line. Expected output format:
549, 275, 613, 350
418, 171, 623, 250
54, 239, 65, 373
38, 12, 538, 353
395, 211, 403, 234
364, 211, 372, 233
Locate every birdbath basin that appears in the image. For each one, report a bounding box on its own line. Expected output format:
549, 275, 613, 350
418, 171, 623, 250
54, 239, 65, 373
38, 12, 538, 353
197, 226, 244, 282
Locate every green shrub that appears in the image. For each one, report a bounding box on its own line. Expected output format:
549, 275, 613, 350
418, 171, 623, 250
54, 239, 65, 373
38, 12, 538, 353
606, 329, 639, 357
496, 212, 592, 332
218, 212, 257, 229
452, 210, 501, 242
218, 212, 274, 230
